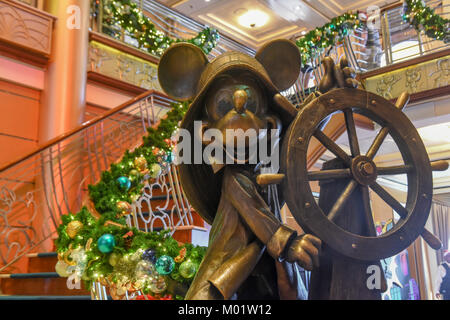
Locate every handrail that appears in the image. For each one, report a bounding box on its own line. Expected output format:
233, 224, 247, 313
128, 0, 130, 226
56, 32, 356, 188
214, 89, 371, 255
358, 47, 450, 79
0, 88, 195, 277
0, 90, 168, 173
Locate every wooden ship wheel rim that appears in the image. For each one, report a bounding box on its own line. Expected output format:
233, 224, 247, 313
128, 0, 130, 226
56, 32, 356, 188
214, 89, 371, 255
281, 88, 434, 261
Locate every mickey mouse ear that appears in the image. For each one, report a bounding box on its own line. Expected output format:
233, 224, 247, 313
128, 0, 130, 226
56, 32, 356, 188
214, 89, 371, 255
158, 43, 209, 101
255, 39, 301, 91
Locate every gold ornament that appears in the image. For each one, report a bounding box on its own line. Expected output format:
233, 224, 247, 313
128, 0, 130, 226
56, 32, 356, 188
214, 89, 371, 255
116, 201, 132, 216
134, 156, 148, 172
66, 220, 83, 239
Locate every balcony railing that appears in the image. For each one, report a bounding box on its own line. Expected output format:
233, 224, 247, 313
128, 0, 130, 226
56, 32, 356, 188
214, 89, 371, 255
0, 91, 195, 275
351, 0, 449, 73
90, 0, 255, 60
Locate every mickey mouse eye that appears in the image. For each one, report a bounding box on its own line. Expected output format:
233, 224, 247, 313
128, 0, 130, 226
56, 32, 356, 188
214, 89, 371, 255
215, 90, 233, 117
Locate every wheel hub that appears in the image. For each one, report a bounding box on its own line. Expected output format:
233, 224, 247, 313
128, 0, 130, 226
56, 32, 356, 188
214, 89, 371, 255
351, 155, 378, 186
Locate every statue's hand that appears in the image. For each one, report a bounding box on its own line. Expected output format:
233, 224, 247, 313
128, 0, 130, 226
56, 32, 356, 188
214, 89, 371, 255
286, 234, 321, 271
336, 57, 359, 89
319, 56, 360, 94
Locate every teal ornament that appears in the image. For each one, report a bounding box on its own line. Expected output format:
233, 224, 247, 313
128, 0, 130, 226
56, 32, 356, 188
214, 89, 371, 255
97, 234, 116, 253
117, 176, 131, 190
165, 152, 174, 164
179, 260, 197, 279
155, 255, 175, 275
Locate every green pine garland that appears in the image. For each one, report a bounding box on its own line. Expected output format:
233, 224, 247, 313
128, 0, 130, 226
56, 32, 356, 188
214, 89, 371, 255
296, 1, 449, 65
55, 101, 207, 299
402, 0, 449, 42
101, 0, 220, 56
296, 12, 364, 65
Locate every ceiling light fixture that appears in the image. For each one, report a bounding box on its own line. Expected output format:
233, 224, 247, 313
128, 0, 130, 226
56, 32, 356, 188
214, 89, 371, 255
238, 9, 269, 28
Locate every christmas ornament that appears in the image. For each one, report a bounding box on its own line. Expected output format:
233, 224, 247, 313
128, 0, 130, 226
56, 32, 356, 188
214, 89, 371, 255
66, 220, 83, 239
148, 275, 167, 294
149, 163, 162, 179
174, 247, 186, 263
142, 248, 157, 264
155, 255, 175, 275
179, 260, 197, 279
97, 234, 116, 253
116, 201, 132, 216
129, 169, 139, 177
55, 260, 70, 277
109, 252, 121, 267
152, 148, 160, 156
134, 156, 148, 172
135, 260, 156, 278
117, 176, 131, 190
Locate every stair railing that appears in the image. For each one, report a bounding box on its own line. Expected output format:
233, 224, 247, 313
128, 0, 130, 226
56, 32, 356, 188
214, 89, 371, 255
0, 90, 194, 274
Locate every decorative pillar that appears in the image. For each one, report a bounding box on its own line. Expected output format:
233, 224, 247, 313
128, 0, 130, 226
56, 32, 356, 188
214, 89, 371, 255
40, 0, 89, 143
34, 0, 90, 252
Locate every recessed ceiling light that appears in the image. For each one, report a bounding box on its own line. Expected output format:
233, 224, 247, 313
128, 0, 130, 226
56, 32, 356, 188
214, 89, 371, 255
238, 10, 269, 28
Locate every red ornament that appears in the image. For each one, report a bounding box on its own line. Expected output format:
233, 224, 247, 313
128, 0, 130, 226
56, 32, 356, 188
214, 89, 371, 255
174, 247, 187, 263
152, 148, 160, 156
123, 231, 134, 238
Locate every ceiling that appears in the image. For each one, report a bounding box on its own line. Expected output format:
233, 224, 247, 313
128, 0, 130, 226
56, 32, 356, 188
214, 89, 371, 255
157, 0, 399, 49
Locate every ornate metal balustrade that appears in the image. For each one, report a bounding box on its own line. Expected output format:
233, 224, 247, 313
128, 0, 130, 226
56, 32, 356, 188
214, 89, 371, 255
0, 91, 194, 276
90, 0, 255, 61
350, 0, 448, 73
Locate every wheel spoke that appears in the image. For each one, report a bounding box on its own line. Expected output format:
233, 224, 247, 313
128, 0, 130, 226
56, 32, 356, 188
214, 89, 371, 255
360, 185, 377, 237
328, 180, 358, 222
307, 168, 352, 181
370, 182, 408, 218
365, 127, 390, 160
377, 164, 413, 175
314, 129, 352, 165
344, 109, 360, 157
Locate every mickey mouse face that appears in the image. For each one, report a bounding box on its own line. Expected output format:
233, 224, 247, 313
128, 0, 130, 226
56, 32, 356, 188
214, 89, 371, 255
204, 70, 268, 122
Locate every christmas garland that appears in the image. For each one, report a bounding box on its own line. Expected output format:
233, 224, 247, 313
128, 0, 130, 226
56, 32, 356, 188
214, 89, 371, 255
402, 0, 449, 43
296, 12, 364, 65
54, 101, 208, 300
296, 0, 449, 65
55, 208, 206, 300
101, 0, 220, 56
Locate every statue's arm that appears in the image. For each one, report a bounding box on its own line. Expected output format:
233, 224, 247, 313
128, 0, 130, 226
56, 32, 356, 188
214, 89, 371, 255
223, 170, 297, 260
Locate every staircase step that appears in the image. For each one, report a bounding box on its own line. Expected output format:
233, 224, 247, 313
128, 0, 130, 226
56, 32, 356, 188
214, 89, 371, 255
27, 253, 58, 273
1, 272, 60, 279
0, 273, 91, 296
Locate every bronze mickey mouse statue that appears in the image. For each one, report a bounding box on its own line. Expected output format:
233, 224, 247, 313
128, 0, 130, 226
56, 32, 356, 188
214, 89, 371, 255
157, 39, 357, 300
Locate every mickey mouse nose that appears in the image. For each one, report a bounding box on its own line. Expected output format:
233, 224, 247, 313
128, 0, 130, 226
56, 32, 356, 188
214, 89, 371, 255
233, 89, 248, 114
